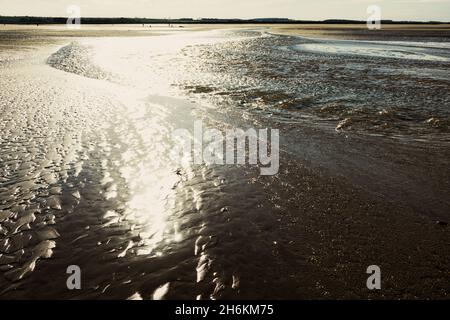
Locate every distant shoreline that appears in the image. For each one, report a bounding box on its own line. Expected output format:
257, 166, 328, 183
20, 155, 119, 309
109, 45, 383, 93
0, 16, 449, 25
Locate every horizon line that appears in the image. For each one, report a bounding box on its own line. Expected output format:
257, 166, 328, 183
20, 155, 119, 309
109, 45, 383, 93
1, 15, 449, 24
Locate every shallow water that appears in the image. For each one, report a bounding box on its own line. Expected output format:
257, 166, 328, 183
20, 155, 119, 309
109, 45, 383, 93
295, 41, 450, 61
44, 28, 450, 140
0, 27, 449, 299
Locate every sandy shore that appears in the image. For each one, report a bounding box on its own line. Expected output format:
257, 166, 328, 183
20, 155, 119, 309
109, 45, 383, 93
269, 23, 450, 40
3, 23, 450, 39
0, 26, 449, 299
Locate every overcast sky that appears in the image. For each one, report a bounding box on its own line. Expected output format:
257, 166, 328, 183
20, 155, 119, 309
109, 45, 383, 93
1, 0, 449, 21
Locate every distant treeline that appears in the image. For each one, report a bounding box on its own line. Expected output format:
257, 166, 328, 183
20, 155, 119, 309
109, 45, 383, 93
0, 16, 447, 25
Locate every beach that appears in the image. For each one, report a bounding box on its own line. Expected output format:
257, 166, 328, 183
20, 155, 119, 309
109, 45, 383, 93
0, 24, 449, 299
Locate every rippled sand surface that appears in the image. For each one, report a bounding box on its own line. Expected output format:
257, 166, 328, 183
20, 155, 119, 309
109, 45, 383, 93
0, 25, 449, 299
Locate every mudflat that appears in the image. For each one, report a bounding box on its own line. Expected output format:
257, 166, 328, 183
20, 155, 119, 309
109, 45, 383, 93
0, 25, 449, 299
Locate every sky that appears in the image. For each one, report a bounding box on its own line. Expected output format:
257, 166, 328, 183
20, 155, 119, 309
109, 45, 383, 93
0, 0, 449, 21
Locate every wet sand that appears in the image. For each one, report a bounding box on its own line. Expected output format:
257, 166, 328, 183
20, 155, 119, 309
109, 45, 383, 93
270, 24, 450, 41
0, 25, 449, 299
